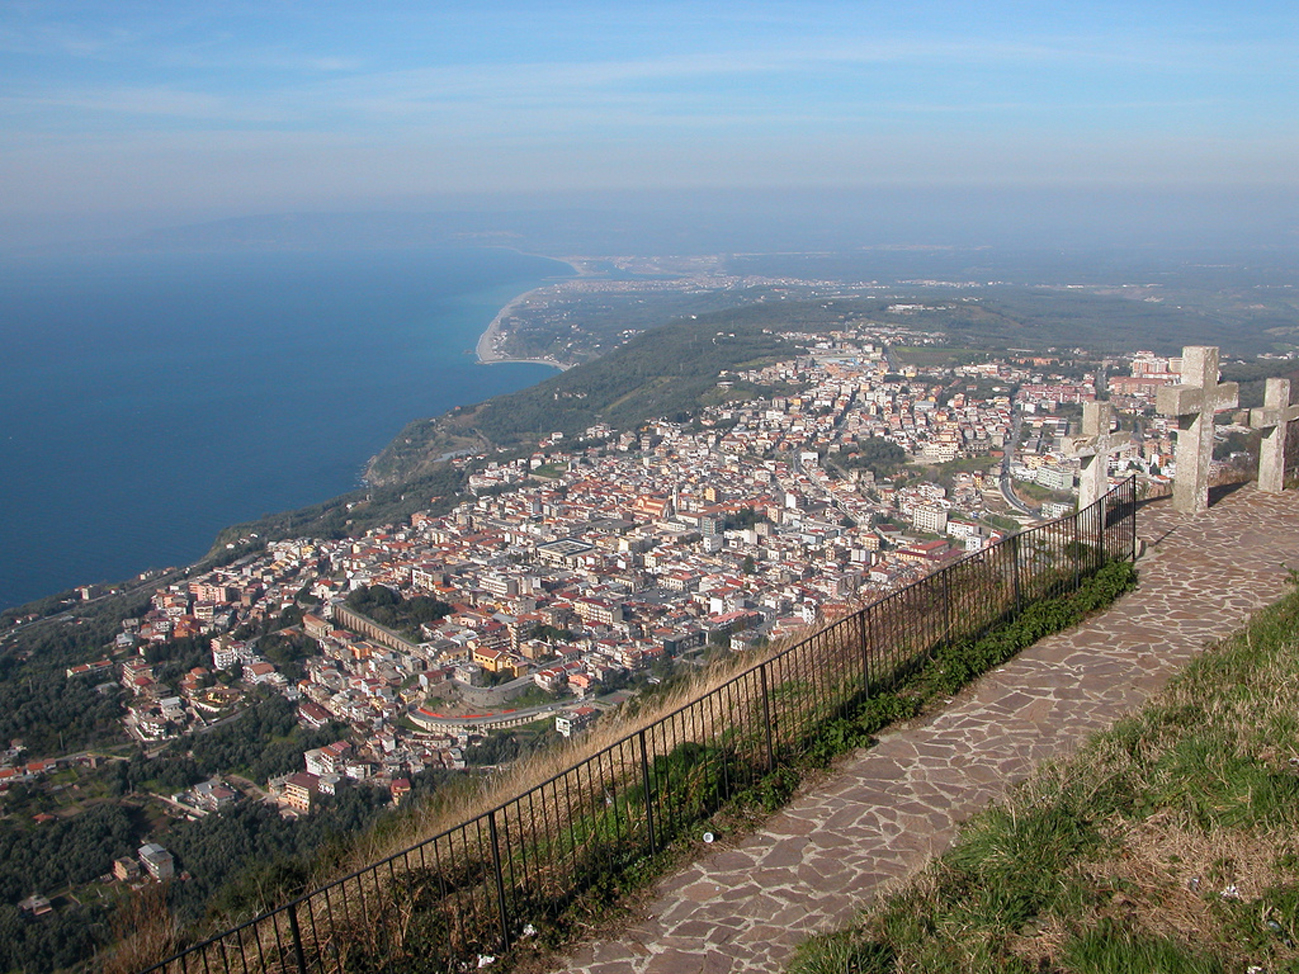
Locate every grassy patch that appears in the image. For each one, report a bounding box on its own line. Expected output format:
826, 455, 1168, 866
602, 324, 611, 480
1015, 480, 1074, 505
790, 574, 1299, 974
892, 346, 990, 368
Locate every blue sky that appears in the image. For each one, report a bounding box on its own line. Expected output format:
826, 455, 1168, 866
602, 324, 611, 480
1, 0, 1296, 226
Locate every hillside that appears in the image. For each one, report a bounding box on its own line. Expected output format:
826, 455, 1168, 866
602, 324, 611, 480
365, 299, 840, 485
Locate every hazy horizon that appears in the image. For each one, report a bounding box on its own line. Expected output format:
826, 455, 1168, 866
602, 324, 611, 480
2, 2, 1296, 255
4, 185, 1299, 263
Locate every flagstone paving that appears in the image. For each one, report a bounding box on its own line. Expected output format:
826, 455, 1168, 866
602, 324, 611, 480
552, 485, 1299, 974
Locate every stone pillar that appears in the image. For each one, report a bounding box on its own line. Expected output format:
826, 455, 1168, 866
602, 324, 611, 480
1155, 346, 1239, 514
1250, 377, 1299, 494
1063, 401, 1130, 511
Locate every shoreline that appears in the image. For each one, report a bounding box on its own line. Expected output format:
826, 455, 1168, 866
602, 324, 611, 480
2, 254, 582, 614
475, 285, 572, 371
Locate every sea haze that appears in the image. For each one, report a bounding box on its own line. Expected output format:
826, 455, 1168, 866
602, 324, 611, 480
0, 247, 570, 611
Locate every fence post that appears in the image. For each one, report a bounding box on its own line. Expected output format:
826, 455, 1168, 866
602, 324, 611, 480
1010, 533, 1022, 615
1095, 495, 1105, 565
487, 811, 510, 954
941, 569, 952, 647
638, 730, 657, 857
1129, 476, 1138, 561
759, 662, 775, 772
861, 606, 872, 698
287, 901, 309, 974
1072, 514, 1081, 591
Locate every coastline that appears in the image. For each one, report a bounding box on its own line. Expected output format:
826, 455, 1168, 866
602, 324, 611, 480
475, 280, 574, 372
1, 249, 578, 613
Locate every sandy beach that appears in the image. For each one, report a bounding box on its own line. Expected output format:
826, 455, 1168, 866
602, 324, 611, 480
475, 286, 571, 370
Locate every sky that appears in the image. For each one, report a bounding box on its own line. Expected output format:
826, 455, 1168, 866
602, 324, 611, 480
1, 0, 1297, 239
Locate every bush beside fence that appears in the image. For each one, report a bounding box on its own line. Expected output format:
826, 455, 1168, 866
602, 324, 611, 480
134, 478, 1137, 974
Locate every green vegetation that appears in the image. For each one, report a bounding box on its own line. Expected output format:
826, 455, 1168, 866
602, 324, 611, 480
892, 346, 990, 368
1016, 480, 1075, 505
113, 693, 342, 799
982, 512, 1025, 533
1, 588, 85, 627
0, 656, 125, 756
344, 584, 452, 640
256, 628, 316, 683
912, 455, 999, 492
212, 461, 467, 549
1223, 359, 1299, 409
721, 506, 769, 531
789, 572, 1299, 974
464, 309, 794, 447
164, 786, 392, 924
838, 437, 907, 478
495, 284, 775, 366
466, 720, 561, 766
0, 802, 141, 974
186, 693, 339, 783
726, 256, 1299, 357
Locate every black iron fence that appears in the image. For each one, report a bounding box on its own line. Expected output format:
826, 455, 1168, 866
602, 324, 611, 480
137, 478, 1137, 974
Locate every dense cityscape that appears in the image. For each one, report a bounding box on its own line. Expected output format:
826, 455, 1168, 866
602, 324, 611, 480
6, 315, 1246, 927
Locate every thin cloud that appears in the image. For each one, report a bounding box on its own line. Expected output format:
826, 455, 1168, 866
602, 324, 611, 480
0, 86, 292, 125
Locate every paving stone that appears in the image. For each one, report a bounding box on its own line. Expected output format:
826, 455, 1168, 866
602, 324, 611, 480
551, 487, 1299, 974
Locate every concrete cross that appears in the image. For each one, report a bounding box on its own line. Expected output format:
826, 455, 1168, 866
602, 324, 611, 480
1250, 377, 1299, 494
1155, 345, 1239, 514
1064, 401, 1130, 511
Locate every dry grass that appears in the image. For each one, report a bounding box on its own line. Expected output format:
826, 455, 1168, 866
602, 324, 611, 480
98, 885, 178, 974
1007, 815, 1299, 969
792, 577, 1299, 974
345, 627, 812, 878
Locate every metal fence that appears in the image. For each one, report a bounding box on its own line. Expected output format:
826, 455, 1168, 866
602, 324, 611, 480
138, 477, 1137, 974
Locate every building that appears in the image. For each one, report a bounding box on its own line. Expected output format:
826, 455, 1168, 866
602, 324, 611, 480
211, 634, 252, 670
302, 613, 331, 641
390, 778, 412, 805
471, 646, 521, 676
138, 843, 175, 881
298, 700, 332, 728
18, 894, 53, 917
192, 778, 238, 812
282, 772, 319, 814
912, 504, 948, 535
555, 706, 598, 739
1035, 464, 1074, 492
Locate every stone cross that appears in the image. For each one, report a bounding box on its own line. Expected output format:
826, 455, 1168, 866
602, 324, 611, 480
1155, 346, 1239, 514
1064, 401, 1130, 511
1250, 377, 1299, 493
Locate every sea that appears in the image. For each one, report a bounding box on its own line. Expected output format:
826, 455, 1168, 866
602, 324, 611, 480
0, 247, 571, 611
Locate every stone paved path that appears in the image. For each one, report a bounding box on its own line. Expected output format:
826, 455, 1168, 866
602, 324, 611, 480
553, 485, 1299, 974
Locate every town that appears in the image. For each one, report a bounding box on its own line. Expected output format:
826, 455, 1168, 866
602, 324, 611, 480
15, 328, 1242, 849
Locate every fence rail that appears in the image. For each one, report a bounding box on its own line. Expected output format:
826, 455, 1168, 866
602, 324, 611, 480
138, 477, 1137, 974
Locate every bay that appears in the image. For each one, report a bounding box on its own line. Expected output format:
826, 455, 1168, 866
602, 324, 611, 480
0, 247, 570, 611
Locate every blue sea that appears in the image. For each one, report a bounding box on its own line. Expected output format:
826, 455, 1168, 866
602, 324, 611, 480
0, 247, 570, 611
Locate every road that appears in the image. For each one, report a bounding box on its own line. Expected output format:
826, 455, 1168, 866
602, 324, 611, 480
998, 396, 1036, 516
